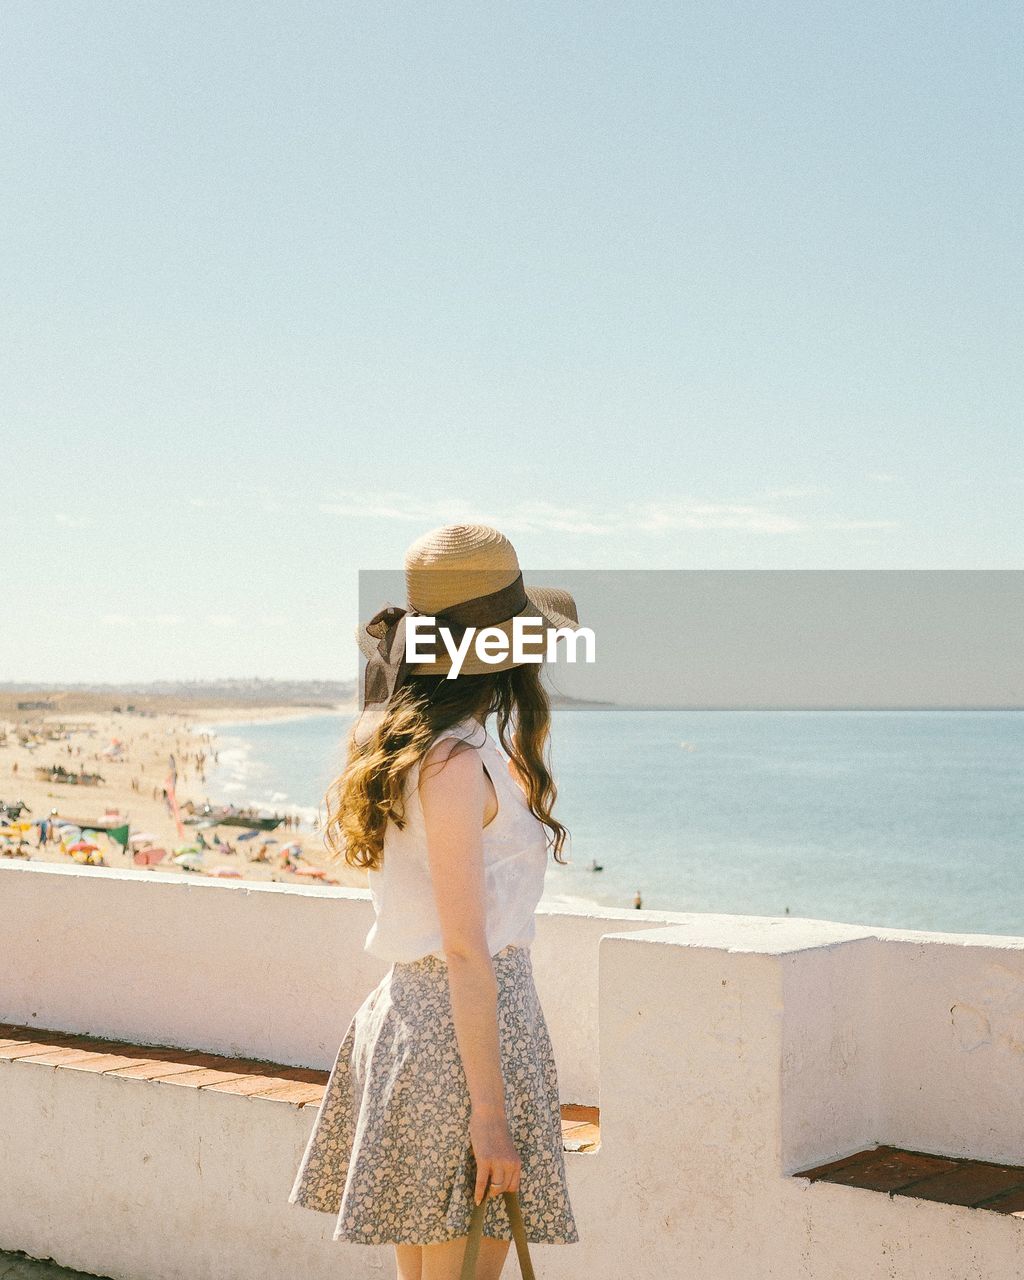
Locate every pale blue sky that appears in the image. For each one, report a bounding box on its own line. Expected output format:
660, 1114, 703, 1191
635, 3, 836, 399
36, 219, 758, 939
3, 2, 1022, 681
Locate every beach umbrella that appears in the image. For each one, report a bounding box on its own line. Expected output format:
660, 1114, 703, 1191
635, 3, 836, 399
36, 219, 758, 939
133, 847, 167, 866
71, 848, 103, 865
173, 843, 202, 856
68, 839, 99, 853
173, 852, 203, 870
128, 832, 159, 846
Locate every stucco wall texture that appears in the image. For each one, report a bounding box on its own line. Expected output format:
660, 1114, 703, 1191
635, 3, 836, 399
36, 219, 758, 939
1, 861, 1022, 1279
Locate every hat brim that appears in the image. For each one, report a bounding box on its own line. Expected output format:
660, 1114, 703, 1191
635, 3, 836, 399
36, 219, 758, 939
354, 584, 579, 677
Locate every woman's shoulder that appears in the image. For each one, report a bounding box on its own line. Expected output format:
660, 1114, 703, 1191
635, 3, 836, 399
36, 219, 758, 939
426, 717, 489, 753
418, 718, 489, 774
387, 722, 487, 847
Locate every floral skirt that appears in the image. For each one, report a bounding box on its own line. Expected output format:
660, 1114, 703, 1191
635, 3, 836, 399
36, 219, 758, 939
288, 942, 580, 1247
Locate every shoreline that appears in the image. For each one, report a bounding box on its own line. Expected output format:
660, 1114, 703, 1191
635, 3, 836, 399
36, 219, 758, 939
1, 698, 611, 912
195, 707, 352, 827
0, 703, 369, 891
191, 702, 355, 731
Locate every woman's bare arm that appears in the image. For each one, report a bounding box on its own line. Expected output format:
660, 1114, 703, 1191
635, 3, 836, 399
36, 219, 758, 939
418, 736, 521, 1203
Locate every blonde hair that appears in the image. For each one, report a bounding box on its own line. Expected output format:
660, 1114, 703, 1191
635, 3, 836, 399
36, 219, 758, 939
324, 664, 569, 870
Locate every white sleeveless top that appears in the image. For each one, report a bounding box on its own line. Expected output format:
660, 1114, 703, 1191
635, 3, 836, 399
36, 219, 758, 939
363, 718, 550, 963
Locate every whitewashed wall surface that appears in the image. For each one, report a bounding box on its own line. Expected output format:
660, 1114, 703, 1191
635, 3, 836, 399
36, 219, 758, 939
1, 861, 1022, 1280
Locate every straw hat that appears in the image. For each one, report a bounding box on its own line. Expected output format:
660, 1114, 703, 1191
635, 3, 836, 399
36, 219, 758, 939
356, 524, 579, 688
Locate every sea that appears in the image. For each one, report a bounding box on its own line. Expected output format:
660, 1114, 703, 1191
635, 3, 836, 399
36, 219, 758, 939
198, 708, 1023, 938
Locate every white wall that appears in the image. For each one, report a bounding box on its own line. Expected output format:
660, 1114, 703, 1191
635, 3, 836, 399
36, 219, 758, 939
0, 860, 692, 1101
2, 862, 1023, 1280
596, 919, 1024, 1278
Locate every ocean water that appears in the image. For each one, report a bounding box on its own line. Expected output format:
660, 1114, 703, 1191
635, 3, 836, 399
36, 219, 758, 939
200, 708, 1024, 937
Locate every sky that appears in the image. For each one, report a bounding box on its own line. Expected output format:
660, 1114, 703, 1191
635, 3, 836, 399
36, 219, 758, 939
2, 2, 1022, 683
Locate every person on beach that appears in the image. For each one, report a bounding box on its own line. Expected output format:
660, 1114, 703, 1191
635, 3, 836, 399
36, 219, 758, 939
289, 523, 581, 1279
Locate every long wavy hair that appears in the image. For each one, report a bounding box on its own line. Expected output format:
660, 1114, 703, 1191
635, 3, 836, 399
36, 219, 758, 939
324, 663, 569, 871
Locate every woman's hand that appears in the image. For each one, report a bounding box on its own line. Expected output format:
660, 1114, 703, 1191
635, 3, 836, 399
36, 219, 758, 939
470, 1104, 522, 1204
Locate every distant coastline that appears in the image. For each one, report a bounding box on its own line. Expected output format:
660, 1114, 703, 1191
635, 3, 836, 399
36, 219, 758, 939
0, 679, 356, 720
0, 681, 614, 718
2, 682, 1019, 720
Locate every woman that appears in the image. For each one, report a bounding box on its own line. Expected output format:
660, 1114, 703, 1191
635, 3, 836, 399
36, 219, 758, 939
289, 523, 581, 1280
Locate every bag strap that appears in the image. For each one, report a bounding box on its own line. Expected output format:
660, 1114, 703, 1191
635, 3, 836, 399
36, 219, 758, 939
459, 1189, 536, 1280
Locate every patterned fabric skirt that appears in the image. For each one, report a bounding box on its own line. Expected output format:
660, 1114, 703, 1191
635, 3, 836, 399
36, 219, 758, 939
288, 942, 580, 1247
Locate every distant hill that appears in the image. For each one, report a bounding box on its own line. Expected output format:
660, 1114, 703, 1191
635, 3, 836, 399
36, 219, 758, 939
0, 678, 355, 717
0, 678, 610, 716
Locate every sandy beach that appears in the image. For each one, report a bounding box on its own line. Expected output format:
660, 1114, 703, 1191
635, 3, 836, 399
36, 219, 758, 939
0, 695, 369, 891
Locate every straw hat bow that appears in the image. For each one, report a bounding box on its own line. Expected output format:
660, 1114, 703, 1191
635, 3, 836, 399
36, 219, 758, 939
356, 524, 579, 707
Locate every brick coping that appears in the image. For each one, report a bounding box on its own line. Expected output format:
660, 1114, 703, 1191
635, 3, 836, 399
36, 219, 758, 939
794, 1144, 1024, 1216
0, 1022, 600, 1150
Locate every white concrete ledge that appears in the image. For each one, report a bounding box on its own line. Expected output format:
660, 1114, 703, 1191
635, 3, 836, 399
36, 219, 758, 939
0, 860, 698, 1101
2, 862, 1023, 1279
